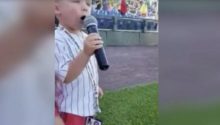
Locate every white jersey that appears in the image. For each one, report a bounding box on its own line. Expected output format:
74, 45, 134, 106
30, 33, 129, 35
55, 26, 100, 117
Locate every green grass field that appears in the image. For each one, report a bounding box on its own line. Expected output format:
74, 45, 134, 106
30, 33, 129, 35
160, 103, 220, 125
97, 82, 158, 125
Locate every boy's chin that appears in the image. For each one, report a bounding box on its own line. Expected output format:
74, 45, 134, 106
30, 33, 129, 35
70, 22, 84, 31
73, 26, 83, 31
79, 23, 84, 29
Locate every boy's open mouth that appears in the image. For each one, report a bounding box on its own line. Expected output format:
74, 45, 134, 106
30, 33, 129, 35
80, 16, 86, 20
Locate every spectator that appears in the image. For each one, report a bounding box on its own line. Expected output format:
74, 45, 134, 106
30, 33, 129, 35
120, 0, 127, 15
139, 0, 148, 17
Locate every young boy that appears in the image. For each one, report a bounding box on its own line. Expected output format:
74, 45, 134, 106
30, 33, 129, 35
55, 0, 104, 125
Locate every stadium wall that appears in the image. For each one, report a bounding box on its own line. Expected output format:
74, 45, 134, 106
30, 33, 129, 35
99, 30, 158, 46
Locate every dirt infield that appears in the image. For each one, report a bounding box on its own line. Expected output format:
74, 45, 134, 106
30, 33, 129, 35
99, 46, 158, 90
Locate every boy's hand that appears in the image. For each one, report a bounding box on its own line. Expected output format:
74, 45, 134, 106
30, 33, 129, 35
83, 33, 103, 56
98, 86, 104, 98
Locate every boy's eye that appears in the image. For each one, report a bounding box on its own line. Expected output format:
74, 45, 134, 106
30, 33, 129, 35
86, 2, 91, 6
86, 0, 92, 6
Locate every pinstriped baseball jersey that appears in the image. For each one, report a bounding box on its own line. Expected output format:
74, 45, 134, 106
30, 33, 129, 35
55, 25, 100, 117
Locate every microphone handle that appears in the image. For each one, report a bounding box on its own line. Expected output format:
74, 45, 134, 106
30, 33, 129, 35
95, 48, 109, 70
87, 25, 109, 70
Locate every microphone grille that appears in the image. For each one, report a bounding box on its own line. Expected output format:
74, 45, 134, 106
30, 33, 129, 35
83, 15, 98, 28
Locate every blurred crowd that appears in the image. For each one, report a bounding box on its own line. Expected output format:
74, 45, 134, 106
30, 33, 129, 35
91, 0, 158, 19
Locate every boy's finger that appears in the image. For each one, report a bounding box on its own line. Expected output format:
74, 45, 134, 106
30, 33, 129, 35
87, 34, 101, 41
91, 40, 103, 45
92, 36, 102, 41
93, 44, 103, 49
97, 45, 103, 49
99, 88, 104, 98
87, 33, 100, 39
88, 33, 99, 36
86, 37, 101, 43
87, 40, 102, 46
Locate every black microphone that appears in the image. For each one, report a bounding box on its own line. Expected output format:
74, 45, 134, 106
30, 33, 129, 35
82, 15, 109, 71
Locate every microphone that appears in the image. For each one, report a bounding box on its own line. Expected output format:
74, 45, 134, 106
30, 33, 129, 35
82, 15, 110, 71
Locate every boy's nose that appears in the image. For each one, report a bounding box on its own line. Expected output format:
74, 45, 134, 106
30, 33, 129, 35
82, 7, 88, 12
81, 1, 89, 13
